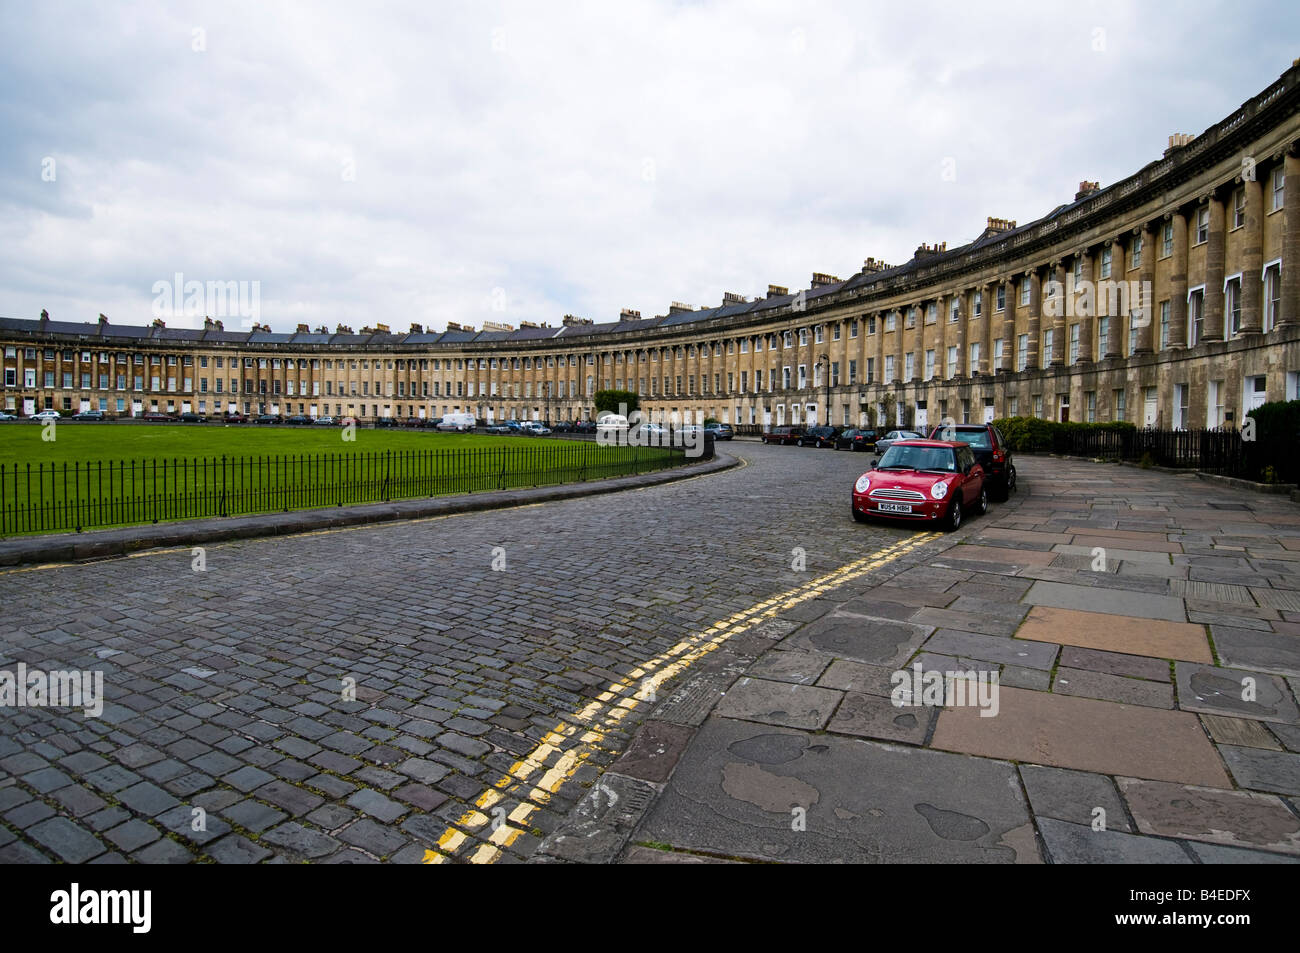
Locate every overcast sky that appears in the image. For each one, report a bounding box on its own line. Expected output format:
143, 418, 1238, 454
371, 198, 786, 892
1, 1, 1295, 333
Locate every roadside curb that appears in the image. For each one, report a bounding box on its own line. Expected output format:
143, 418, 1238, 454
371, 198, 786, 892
0, 451, 740, 568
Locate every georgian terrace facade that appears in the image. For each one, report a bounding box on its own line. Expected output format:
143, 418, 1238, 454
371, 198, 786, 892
5, 61, 1300, 432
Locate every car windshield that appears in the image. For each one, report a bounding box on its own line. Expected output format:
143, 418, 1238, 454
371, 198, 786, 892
878, 445, 957, 472
935, 428, 992, 449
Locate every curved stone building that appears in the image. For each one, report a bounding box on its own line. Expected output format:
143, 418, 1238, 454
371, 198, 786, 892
4, 61, 1300, 431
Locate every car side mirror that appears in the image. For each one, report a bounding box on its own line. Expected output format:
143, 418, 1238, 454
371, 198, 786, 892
868, 460, 876, 469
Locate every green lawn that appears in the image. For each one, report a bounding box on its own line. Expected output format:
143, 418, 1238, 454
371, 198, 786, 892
0, 423, 684, 536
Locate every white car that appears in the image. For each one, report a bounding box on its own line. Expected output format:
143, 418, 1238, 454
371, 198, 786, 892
520, 421, 551, 435
0, 412, 18, 421
31, 410, 61, 421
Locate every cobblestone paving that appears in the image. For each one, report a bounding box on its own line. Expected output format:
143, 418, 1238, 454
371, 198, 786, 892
0, 441, 911, 863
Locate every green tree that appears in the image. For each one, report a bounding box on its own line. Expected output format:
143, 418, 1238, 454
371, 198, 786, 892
594, 389, 640, 415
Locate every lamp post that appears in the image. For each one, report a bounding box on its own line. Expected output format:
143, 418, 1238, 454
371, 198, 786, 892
817, 353, 830, 427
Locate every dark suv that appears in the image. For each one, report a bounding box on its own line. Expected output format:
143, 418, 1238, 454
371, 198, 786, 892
799, 426, 841, 448
927, 423, 1016, 500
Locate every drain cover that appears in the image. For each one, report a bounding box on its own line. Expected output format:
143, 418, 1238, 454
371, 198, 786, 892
1207, 502, 1251, 511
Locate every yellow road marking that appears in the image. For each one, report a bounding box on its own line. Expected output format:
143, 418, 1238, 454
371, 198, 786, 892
427, 529, 940, 863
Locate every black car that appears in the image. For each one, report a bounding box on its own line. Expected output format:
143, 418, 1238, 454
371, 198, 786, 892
285, 414, 312, 425
255, 414, 281, 425
179, 412, 206, 423
835, 428, 876, 451
375, 417, 398, 428
798, 426, 841, 448
71, 410, 107, 421
927, 423, 1017, 501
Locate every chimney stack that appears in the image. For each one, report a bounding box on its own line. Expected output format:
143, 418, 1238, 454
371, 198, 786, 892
296, 323, 309, 333
562, 314, 593, 326
619, 308, 641, 322
862, 258, 894, 274
810, 273, 840, 288
767, 285, 788, 298
721, 292, 748, 306
986, 217, 1016, 233
668, 302, 694, 314
1074, 181, 1101, 201
1164, 133, 1194, 156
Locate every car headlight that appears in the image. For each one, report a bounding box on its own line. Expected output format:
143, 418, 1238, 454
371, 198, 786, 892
854, 474, 871, 493
931, 481, 950, 500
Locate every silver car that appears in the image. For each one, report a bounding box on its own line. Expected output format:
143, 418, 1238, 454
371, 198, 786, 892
873, 430, 925, 454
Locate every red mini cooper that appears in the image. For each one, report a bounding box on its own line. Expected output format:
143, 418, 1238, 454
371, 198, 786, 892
851, 439, 987, 531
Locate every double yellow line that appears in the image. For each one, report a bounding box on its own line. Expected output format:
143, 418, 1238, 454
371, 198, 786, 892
424, 530, 940, 864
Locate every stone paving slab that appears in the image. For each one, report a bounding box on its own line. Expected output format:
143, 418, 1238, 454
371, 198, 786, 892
1174, 662, 1300, 723
633, 718, 1038, 864
1015, 606, 1211, 662
932, 686, 1231, 786
1035, 817, 1191, 864
1212, 625, 1300, 677
944, 545, 1057, 566
1119, 778, 1300, 855
1022, 580, 1186, 621
825, 691, 935, 745
1052, 668, 1175, 709
781, 614, 933, 668
713, 677, 842, 731
1217, 745, 1300, 796
1018, 764, 1132, 832
1200, 714, 1283, 750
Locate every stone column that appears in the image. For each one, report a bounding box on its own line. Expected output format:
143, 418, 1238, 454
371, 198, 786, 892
873, 312, 885, 386
1281, 150, 1300, 328
1001, 278, 1016, 372
1240, 175, 1264, 334
1026, 269, 1042, 368
1203, 193, 1226, 342
893, 308, 905, 384
1049, 264, 1065, 366
979, 281, 995, 375
1077, 248, 1094, 363
1169, 209, 1189, 347
955, 291, 969, 377
1137, 225, 1156, 353
1105, 238, 1124, 358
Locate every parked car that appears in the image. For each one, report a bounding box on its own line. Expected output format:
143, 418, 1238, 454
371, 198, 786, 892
873, 430, 924, 454
375, 416, 398, 428
484, 423, 514, 435
255, 414, 281, 424
573, 420, 596, 435
178, 412, 205, 423
927, 422, 1017, 501
286, 414, 313, 425
761, 425, 804, 445
799, 426, 841, 448
835, 428, 877, 451
520, 421, 552, 436
705, 423, 734, 440
223, 412, 248, 424
142, 411, 174, 423
0, 411, 18, 421
31, 410, 62, 421
852, 439, 987, 531
71, 410, 107, 421
314, 415, 336, 426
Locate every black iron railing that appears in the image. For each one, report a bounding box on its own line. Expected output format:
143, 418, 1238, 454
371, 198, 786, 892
1051, 427, 1296, 484
0, 443, 688, 536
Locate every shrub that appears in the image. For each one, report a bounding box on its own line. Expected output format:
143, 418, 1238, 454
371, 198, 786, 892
1245, 399, 1300, 443
991, 416, 1136, 452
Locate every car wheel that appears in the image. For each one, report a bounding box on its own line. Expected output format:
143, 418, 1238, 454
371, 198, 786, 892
944, 497, 963, 532
852, 505, 869, 524
1006, 465, 1017, 495
976, 486, 989, 516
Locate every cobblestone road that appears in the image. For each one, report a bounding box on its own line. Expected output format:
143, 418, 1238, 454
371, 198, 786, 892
0, 441, 914, 863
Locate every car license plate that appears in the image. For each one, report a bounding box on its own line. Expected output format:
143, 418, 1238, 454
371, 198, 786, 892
879, 502, 912, 514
